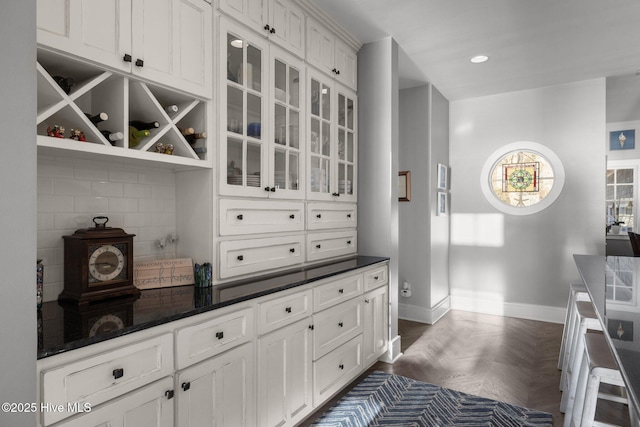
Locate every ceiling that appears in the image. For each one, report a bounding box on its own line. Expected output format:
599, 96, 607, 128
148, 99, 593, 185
309, 0, 640, 118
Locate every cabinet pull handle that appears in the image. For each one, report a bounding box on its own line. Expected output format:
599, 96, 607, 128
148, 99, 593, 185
374, 276, 379, 280
365, 299, 370, 303
237, 255, 244, 261
270, 187, 276, 192
332, 68, 337, 74
332, 192, 340, 197
112, 368, 124, 379
123, 54, 132, 62
290, 248, 295, 253
338, 289, 344, 294
316, 214, 322, 219
338, 322, 343, 327
135, 58, 144, 67
347, 214, 352, 218
270, 27, 276, 34
336, 69, 341, 75
316, 244, 321, 249
339, 363, 344, 370
181, 382, 191, 391
237, 214, 243, 220
289, 214, 295, 219
285, 306, 292, 313
216, 331, 224, 340
265, 186, 271, 192
309, 324, 314, 330
264, 24, 270, 31
165, 390, 174, 399
347, 240, 352, 244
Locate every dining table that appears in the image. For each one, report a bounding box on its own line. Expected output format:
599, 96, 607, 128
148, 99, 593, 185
574, 254, 640, 421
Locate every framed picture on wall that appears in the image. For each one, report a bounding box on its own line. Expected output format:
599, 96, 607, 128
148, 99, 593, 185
437, 191, 447, 216
437, 164, 448, 190
399, 171, 411, 202
609, 129, 635, 150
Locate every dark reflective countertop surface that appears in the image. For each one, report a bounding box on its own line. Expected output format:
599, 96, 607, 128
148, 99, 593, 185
37, 256, 389, 359
574, 254, 640, 418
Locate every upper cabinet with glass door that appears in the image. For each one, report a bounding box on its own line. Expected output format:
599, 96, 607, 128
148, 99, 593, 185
36, 0, 212, 98
218, 0, 305, 58
607, 162, 636, 234
307, 69, 357, 203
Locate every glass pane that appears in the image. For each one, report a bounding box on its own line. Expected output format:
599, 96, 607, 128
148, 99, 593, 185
346, 164, 353, 195
274, 103, 286, 145
618, 185, 633, 199
247, 142, 261, 187
617, 169, 633, 183
247, 43, 261, 92
321, 84, 331, 120
321, 122, 330, 156
227, 86, 243, 134
347, 97, 354, 130
338, 165, 353, 195
290, 67, 300, 108
310, 157, 329, 193
227, 138, 243, 186
338, 93, 346, 126
247, 93, 261, 139
274, 148, 286, 189
289, 110, 299, 149
606, 186, 615, 200
347, 132, 354, 162
607, 169, 615, 184
311, 79, 320, 116
338, 129, 345, 160
274, 59, 286, 102
310, 118, 320, 154
289, 152, 299, 190
227, 33, 243, 84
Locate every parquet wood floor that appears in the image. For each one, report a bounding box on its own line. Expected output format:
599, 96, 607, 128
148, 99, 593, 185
299, 310, 632, 426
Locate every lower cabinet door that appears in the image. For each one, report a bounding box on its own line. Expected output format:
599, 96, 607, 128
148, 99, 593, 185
176, 342, 255, 427
363, 286, 389, 367
55, 376, 174, 427
258, 318, 313, 427
313, 335, 363, 406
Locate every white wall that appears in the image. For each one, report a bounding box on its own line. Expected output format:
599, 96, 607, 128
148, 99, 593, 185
357, 37, 401, 361
449, 79, 606, 322
0, 1, 37, 426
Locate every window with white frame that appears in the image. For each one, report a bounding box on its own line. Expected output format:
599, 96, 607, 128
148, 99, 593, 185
606, 160, 638, 232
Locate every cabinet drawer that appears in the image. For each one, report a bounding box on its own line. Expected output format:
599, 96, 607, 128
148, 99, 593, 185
41, 333, 173, 426
220, 235, 305, 278
307, 231, 357, 262
313, 272, 362, 312
313, 335, 362, 406
257, 289, 312, 336
364, 264, 388, 291
175, 307, 254, 370
219, 199, 305, 236
313, 297, 362, 360
307, 202, 357, 230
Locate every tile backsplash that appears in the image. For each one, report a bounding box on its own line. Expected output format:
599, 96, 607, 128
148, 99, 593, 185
38, 155, 178, 302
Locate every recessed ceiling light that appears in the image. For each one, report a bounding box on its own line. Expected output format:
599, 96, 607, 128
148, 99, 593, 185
470, 55, 489, 64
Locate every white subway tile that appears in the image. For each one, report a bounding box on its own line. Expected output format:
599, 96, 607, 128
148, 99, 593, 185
74, 163, 109, 181
37, 229, 67, 249
92, 181, 124, 197
38, 158, 74, 178
123, 183, 153, 198
108, 167, 139, 183
124, 212, 148, 228
109, 198, 139, 212
152, 184, 176, 200
138, 168, 175, 186
54, 213, 91, 230
38, 177, 54, 195
38, 195, 75, 212
37, 213, 54, 230
74, 196, 109, 213
139, 198, 164, 213
54, 178, 92, 196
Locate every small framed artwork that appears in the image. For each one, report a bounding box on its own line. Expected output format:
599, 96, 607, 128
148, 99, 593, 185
608, 319, 633, 341
399, 171, 411, 202
437, 164, 448, 190
437, 191, 447, 216
609, 129, 635, 150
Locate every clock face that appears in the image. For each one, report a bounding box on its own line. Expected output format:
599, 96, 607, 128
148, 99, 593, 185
89, 313, 125, 337
88, 244, 126, 283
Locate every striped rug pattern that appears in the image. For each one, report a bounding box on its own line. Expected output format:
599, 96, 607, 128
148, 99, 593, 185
311, 371, 553, 426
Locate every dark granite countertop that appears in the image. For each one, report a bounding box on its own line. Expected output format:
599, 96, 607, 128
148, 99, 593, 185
37, 255, 389, 359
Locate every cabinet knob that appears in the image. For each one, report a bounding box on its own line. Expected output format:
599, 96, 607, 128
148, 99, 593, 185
237, 255, 244, 261
339, 363, 344, 370
285, 306, 292, 313
316, 244, 321, 249
165, 390, 174, 399
338, 322, 343, 327
270, 187, 276, 192
365, 299, 370, 304
316, 214, 322, 219
347, 240, 352, 245
264, 24, 270, 31
332, 192, 340, 197
336, 69, 341, 75
216, 331, 224, 340
135, 58, 144, 67
289, 214, 295, 219
332, 68, 337, 74
347, 214, 352, 218
374, 276, 379, 280
123, 54, 132, 62
290, 248, 295, 253
181, 382, 191, 391
270, 27, 276, 34
338, 288, 344, 294
309, 324, 314, 330
112, 368, 124, 379
237, 214, 243, 220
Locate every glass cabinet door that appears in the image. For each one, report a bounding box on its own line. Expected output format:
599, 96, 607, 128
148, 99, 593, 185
269, 48, 305, 199
220, 19, 268, 197
336, 88, 356, 200
308, 72, 332, 199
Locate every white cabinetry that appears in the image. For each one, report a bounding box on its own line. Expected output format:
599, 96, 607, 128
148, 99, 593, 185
219, 199, 305, 235
307, 230, 357, 262
219, 235, 305, 278
218, 0, 304, 57
307, 202, 357, 230
37, 0, 212, 97
306, 17, 357, 90
363, 285, 389, 367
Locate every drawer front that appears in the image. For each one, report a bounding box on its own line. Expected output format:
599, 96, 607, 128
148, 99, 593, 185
313, 272, 362, 312
313, 297, 362, 360
175, 307, 254, 370
219, 199, 305, 236
41, 333, 173, 426
364, 264, 388, 291
258, 289, 312, 336
307, 231, 357, 262
220, 235, 305, 278
307, 202, 357, 230
313, 335, 363, 406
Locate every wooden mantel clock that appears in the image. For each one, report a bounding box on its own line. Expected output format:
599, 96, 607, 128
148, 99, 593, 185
60, 216, 139, 305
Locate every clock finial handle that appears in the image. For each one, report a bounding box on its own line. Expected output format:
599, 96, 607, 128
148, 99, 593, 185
93, 216, 109, 228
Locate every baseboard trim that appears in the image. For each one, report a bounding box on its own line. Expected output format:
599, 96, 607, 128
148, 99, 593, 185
398, 296, 451, 325
449, 290, 565, 324
379, 334, 402, 363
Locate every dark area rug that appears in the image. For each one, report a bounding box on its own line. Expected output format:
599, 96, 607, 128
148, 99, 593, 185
311, 371, 553, 426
